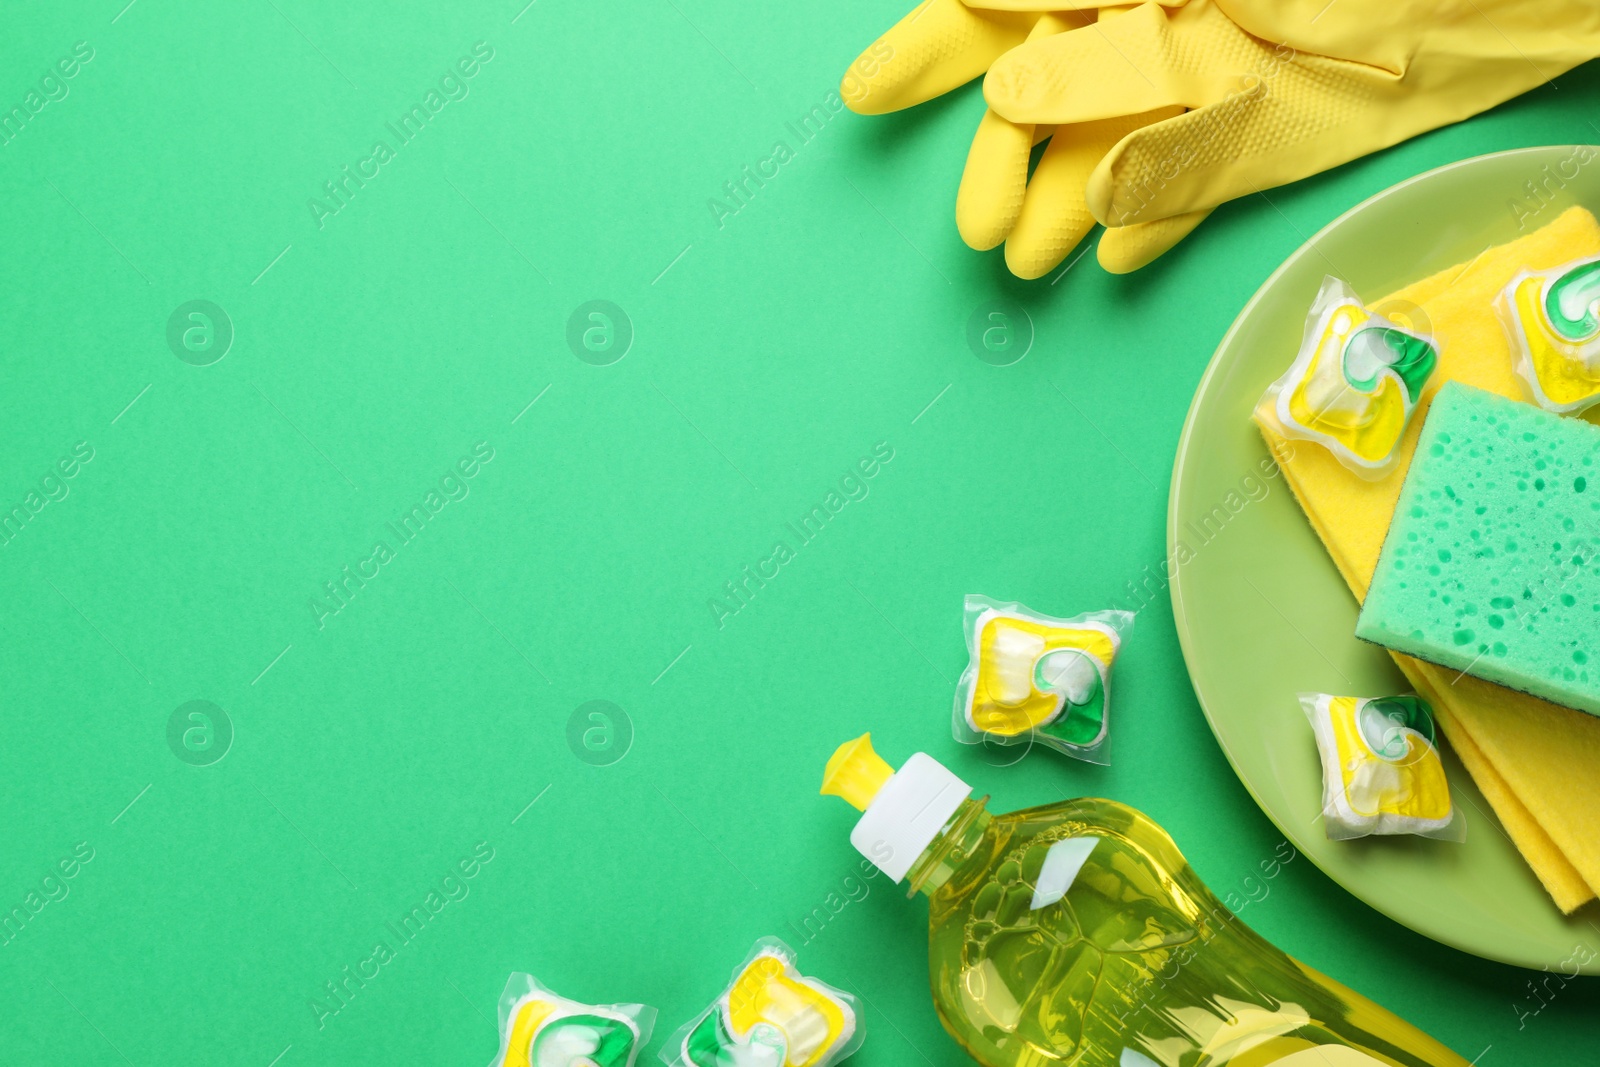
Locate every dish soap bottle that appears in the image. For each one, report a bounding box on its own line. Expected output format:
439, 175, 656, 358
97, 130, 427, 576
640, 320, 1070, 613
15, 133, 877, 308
820, 735, 1468, 1067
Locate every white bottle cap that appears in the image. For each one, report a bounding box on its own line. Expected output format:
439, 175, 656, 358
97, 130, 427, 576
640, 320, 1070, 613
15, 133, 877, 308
849, 753, 972, 882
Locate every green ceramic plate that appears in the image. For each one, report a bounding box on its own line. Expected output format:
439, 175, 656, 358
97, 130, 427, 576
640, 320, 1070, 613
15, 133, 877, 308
1169, 147, 1600, 974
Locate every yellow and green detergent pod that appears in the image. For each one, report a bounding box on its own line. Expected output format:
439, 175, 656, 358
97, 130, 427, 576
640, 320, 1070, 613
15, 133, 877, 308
1301, 693, 1459, 841
494, 974, 654, 1067
666, 939, 861, 1067
1500, 253, 1600, 413
1267, 276, 1438, 476
954, 596, 1132, 764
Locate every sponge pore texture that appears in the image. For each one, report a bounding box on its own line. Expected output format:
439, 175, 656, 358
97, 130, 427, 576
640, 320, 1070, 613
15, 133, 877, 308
1357, 382, 1600, 717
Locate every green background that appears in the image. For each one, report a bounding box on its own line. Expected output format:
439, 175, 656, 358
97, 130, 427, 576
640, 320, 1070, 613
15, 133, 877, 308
0, 1, 1595, 1064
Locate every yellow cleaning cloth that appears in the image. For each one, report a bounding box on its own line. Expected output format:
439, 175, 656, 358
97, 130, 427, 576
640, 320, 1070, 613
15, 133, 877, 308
1255, 206, 1600, 913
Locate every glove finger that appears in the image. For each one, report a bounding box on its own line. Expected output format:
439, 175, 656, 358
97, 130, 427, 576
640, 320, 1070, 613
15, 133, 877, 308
953, 12, 1086, 250
956, 0, 1137, 9
1002, 133, 1098, 280
1003, 107, 1179, 279
842, 0, 1035, 115
984, 1, 1245, 125
1076, 0, 1539, 228
1096, 207, 1210, 273
1083, 45, 1381, 225
957, 111, 1037, 250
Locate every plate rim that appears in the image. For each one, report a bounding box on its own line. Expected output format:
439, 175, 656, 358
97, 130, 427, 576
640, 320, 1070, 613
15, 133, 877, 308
1166, 145, 1600, 973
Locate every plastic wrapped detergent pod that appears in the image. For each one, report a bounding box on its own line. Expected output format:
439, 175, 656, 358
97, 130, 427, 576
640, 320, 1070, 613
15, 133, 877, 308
1301, 692, 1462, 842
662, 937, 862, 1067
1261, 275, 1439, 477
953, 595, 1133, 766
492, 972, 656, 1067
1498, 252, 1600, 414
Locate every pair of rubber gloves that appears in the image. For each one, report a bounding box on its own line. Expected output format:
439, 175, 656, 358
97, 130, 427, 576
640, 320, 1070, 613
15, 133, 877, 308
842, 0, 1600, 277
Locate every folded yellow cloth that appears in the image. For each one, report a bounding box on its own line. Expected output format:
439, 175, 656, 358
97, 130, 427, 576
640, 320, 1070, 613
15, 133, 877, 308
1255, 206, 1600, 913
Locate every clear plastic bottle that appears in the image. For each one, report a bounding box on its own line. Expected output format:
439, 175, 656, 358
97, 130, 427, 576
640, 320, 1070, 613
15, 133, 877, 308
820, 735, 1468, 1067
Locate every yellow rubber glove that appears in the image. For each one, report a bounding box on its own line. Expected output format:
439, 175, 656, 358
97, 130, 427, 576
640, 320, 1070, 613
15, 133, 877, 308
840, 0, 1210, 277
983, 0, 1600, 234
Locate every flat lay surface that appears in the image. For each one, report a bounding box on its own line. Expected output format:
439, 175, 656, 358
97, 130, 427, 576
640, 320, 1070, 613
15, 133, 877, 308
1, 2, 1597, 1065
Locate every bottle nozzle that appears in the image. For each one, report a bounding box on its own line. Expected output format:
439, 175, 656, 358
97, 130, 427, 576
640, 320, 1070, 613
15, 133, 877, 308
821, 733, 894, 812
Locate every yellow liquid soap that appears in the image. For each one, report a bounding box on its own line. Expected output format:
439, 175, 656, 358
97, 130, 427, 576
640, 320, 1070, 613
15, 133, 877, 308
822, 735, 1468, 1067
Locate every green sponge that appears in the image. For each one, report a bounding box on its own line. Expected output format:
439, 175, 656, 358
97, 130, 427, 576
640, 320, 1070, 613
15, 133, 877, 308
1356, 382, 1600, 717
